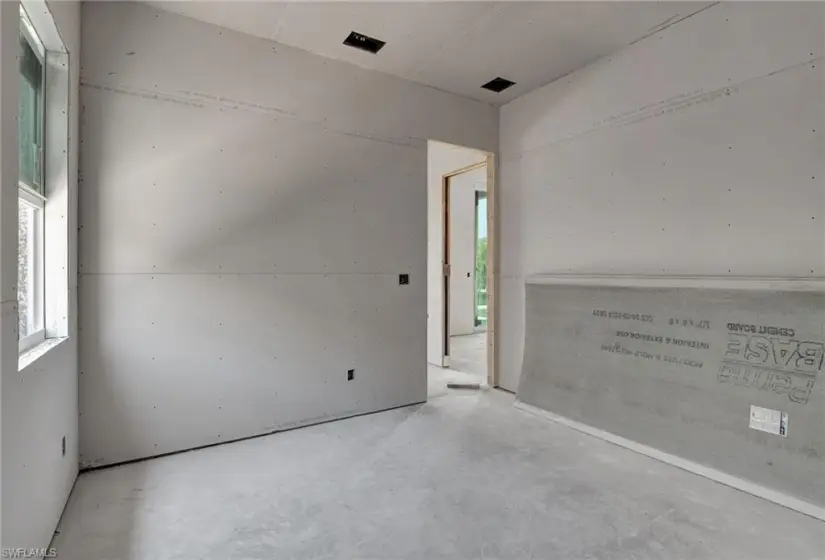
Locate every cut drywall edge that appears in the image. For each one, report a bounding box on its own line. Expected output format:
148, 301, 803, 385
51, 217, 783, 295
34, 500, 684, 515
514, 400, 825, 522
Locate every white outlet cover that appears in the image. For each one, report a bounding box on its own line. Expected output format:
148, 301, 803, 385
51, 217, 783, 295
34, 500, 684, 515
750, 405, 788, 437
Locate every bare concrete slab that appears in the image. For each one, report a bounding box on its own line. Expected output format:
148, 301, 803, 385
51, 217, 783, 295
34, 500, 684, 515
518, 278, 825, 508
52, 375, 823, 560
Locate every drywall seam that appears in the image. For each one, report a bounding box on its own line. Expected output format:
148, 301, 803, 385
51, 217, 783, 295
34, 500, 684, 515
514, 401, 825, 522
81, 82, 424, 149
519, 2, 715, 114
628, 2, 720, 47
525, 274, 825, 292
503, 55, 822, 163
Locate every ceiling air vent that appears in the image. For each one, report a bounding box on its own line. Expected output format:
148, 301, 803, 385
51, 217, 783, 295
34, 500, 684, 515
343, 31, 386, 54
481, 77, 516, 93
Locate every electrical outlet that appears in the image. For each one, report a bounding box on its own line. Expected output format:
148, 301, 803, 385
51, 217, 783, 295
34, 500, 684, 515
347, 369, 355, 381
399, 274, 409, 285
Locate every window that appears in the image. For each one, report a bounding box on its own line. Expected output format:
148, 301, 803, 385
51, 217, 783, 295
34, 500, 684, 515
18, 6, 46, 352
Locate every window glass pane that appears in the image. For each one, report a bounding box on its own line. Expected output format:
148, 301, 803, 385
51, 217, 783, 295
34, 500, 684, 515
18, 30, 42, 191
18, 200, 41, 338
475, 193, 487, 328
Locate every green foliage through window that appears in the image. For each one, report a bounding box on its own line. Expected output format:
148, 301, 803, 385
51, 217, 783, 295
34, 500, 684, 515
18, 24, 43, 191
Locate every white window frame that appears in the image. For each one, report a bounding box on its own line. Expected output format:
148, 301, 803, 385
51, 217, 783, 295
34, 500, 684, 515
18, 5, 47, 354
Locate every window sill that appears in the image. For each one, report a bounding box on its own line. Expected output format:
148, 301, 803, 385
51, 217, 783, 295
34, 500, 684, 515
19, 336, 67, 371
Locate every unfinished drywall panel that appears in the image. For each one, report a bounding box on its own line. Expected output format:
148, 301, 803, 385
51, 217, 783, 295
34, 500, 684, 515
80, 273, 424, 465
1, 0, 80, 551
426, 142, 487, 366
498, 2, 825, 391
448, 166, 485, 337
80, 2, 496, 467
518, 279, 825, 508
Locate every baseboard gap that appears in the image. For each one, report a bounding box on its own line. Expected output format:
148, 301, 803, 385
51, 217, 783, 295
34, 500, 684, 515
80, 400, 426, 473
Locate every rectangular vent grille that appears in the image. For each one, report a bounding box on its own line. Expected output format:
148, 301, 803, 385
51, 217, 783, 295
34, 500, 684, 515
481, 77, 516, 93
343, 31, 386, 54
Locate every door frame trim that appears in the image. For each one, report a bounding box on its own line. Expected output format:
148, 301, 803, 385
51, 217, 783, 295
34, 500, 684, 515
441, 155, 498, 387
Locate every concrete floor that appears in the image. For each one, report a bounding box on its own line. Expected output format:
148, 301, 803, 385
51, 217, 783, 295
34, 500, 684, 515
52, 367, 824, 560
448, 332, 487, 383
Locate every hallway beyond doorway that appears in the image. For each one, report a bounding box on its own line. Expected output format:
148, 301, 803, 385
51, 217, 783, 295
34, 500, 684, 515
448, 332, 487, 384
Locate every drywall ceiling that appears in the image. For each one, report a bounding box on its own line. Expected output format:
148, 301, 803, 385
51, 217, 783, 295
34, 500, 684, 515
146, 1, 713, 105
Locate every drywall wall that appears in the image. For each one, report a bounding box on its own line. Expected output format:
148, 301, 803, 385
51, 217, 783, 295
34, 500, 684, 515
426, 142, 487, 366
0, 2, 15, 547
449, 166, 486, 337
518, 278, 825, 508
499, 2, 825, 391
79, 3, 497, 467
1, 0, 80, 551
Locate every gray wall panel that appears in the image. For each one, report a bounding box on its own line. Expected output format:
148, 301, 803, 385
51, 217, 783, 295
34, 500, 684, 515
498, 3, 825, 391
80, 273, 425, 467
518, 281, 825, 506
2, 0, 81, 551
79, 2, 495, 466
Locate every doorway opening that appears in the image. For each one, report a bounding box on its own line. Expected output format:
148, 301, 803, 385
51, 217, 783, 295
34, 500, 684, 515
426, 140, 497, 394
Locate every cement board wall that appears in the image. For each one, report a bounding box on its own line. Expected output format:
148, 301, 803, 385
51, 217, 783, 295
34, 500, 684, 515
517, 279, 825, 507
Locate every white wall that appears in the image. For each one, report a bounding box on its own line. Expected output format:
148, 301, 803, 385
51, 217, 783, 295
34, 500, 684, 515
426, 142, 487, 365
499, 2, 825, 391
1, 0, 80, 551
79, 2, 497, 467
448, 166, 486, 337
